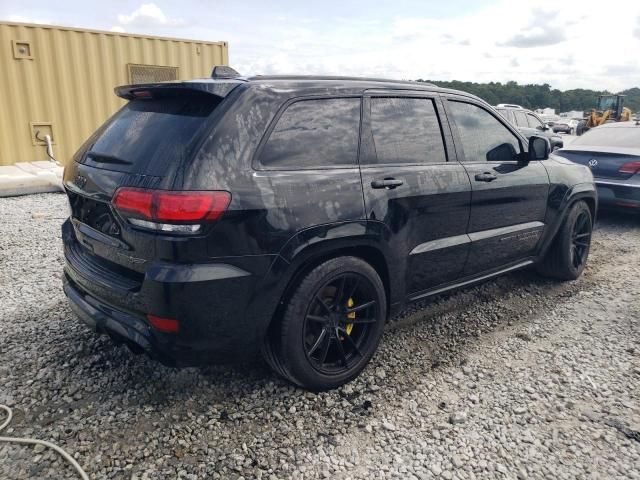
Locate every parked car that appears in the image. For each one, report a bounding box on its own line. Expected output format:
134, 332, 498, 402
495, 105, 564, 150
552, 122, 572, 134
62, 73, 597, 390
567, 118, 582, 134
556, 122, 640, 211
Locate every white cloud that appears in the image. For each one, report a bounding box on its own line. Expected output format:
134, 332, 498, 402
232, 0, 640, 91
115, 3, 186, 28
110, 26, 126, 33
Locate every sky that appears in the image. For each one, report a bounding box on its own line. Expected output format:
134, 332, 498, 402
3, 0, 640, 92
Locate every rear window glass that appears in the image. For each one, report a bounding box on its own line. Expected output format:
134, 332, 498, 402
82, 93, 218, 175
259, 98, 361, 169
368, 97, 447, 164
572, 127, 640, 148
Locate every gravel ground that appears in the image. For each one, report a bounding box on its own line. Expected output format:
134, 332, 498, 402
1, 192, 639, 480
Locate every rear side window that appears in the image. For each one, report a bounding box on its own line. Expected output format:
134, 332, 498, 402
513, 110, 528, 128
259, 98, 360, 169
83, 93, 219, 175
368, 97, 446, 164
448, 101, 521, 162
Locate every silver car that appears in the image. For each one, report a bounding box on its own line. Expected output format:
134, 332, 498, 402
556, 121, 640, 211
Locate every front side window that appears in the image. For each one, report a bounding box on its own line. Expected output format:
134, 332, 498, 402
368, 97, 447, 164
259, 98, 360, 169
527, 113, 544, 129
448, 101, 521, 162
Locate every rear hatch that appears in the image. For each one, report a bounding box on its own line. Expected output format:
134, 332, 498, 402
64, 80, 242, 280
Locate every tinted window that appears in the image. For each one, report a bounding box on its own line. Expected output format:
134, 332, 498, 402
84, 93, 219, 175
259, 98, 360, 169
448, 101, 521, 162
526, 113, 543, 129
573, 126, 640, 148
368, 97, 446, 164
513, 110, 528, 128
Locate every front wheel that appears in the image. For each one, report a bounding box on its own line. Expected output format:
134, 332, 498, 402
537, 201, 593, 280
263, 256, 387, 390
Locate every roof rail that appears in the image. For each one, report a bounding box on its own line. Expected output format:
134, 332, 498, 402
496, 103, 524, 109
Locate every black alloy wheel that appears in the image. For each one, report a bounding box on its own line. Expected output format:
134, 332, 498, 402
537, 200, 592, 280
263, 256, 386, 390
571, 210, 592, 270
303, 273, 379, 374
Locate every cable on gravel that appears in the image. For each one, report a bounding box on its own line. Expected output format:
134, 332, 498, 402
0, 404, 89, 480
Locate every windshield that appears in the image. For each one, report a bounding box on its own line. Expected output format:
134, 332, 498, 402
82, 93, 220, 174
572, 126, 640, 149
597, 96, 619, 112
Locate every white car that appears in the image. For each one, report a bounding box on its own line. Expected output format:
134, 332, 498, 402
566, 118, 583, 135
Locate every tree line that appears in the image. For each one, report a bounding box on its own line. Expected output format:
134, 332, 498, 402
416, 80, 640, 114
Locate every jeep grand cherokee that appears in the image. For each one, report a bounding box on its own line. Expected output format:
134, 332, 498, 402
62, 72, 597, 390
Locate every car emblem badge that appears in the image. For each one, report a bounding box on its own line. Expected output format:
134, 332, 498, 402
588, 158, 598, 168
75, 175, 88, 188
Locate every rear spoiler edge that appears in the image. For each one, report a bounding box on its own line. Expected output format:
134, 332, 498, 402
115, 80, 245, 100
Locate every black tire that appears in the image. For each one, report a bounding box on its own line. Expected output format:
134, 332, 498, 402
262, 256, 387, 390
576, 120, 588, 136
537, 201, 593, 280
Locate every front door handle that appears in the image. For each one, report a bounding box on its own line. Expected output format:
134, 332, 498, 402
371, 178, 404, 189
474, 172, 497, 182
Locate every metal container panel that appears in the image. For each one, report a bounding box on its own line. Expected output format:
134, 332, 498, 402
0, 22, 229, 166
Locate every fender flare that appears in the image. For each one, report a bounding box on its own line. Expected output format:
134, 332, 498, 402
538, 182, 597, 258
249, 221, 397, 337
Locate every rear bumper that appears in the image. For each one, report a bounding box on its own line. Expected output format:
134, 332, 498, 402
62, 220, 277, 365
595, 180, 640, 210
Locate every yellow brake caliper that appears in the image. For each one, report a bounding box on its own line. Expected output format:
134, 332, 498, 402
345, 297, 355, 335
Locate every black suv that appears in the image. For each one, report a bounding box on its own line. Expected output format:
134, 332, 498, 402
62, 73, 596, 390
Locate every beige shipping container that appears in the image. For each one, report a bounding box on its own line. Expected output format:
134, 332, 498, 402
0, 22, 229, 166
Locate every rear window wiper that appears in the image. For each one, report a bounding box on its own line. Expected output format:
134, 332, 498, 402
86, 152, 133, 165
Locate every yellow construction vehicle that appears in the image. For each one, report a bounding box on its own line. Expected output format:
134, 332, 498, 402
576, 94, 632, 135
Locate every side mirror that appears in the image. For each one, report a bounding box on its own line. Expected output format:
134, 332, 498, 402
529, 136, 550, 161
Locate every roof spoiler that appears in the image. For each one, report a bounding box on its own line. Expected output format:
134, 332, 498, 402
115, 79, 243, 100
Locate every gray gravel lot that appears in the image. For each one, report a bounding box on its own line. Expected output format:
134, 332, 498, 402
1, 193, 639, 480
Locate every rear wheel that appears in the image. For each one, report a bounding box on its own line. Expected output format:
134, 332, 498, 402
537, 201, 592, 280
263, 256, 386, 390
576, 120, 588, 136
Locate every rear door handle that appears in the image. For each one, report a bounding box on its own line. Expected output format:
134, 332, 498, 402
474, 172, 497, 182
371, 178, 404, 189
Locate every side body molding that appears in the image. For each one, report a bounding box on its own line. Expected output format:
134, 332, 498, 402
410, 221, 545, 256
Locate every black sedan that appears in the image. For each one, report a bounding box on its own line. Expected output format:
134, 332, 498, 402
556, 122, 640, 211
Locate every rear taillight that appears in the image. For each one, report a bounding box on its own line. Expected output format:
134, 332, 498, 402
147, 315, 180, 333
619, 161, 640, 175
112, 188, 231, 233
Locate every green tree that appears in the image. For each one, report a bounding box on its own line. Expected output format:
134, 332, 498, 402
416, 80, 639, 114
